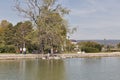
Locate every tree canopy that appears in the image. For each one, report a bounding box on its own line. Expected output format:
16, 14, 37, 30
14, 0, 70, 54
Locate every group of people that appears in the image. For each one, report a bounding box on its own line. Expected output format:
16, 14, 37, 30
20, 47, 26, 54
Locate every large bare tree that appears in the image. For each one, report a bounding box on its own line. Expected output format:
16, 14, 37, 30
14, 0, 70, 54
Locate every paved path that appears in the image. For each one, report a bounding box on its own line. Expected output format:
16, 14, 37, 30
0, 52, 120, 60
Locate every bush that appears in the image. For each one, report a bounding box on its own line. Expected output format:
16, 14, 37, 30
78, 41, 102, 53
0, 45, 16, 53
81, 47, 99, 53
27, 44, 39, 53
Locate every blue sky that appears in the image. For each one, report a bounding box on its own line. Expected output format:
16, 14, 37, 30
1, 0, 120, 40
0, 0, 25, 24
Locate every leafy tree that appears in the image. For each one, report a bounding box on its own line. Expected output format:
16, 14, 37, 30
3, 23, 14, 45
0, 20, 34, 53
14, 21, 34, 52
0, 20, 14, 46
0, 27, 4, 46
14, 0, 70, 54
117, 43, 120, 48
0, 20, 16, 53
64, 39, 76, 53
0, 20, 11, 28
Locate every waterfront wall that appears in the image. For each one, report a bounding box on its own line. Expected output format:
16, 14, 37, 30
0, 52, 120, 60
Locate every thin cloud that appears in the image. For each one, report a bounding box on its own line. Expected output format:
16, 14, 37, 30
71, 9, 97, 16
87, 0, 97, 5
70, 0, 108, 17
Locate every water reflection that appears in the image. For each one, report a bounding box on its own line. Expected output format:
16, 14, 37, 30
1, 57, 120, 80
64, 57, 120, 80
0, 59, 66, 80
0, 60, 20, 80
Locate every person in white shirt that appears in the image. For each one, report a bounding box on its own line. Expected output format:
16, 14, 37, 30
23, 47, 26, 54
20, 48, 22, 54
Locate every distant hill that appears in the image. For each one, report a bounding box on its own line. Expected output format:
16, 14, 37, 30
76, 40, 120, 46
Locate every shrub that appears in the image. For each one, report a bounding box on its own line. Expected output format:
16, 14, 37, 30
78, 41, 102, 53
0, 45, 16, 53
81, 47, 99, 53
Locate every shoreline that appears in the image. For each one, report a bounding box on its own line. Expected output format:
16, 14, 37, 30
0, 52, 120, 60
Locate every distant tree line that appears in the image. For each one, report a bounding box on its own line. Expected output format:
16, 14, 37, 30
0, 0, 70, 53
0, 0, 72, 54
1, 19, 120, 53
0, 19, 68, 53
0, 20, 34, 53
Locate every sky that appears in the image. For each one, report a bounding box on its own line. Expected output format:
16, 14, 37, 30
1, 0, 120, 40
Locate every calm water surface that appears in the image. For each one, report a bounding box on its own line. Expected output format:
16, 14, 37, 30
0, 57, 120, 80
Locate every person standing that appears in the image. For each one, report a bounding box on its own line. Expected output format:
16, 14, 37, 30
20, 47, 22, 54
23, 47, 26, 54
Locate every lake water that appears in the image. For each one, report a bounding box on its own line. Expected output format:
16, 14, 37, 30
0, 57, 120, 80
